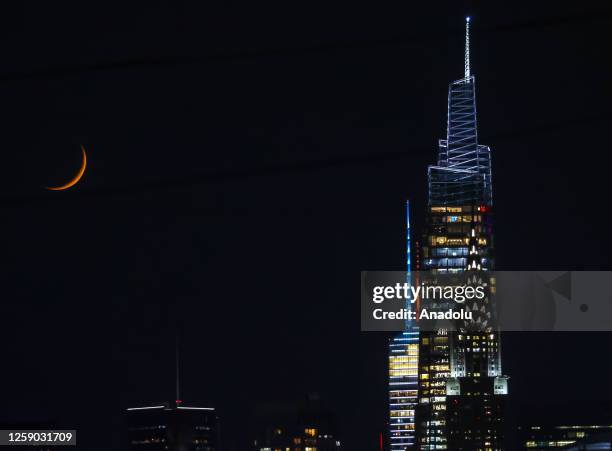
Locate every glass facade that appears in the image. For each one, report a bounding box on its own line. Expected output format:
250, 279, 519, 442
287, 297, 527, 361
389, 332, 419, 449
388, 202, 419, 450
396, 19, 508, 450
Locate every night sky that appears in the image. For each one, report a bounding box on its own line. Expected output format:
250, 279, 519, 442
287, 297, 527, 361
1, 2, 612, 450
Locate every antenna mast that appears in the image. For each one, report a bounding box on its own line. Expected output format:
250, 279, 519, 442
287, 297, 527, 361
465, 17, 471, 79
175, 332, 181, 405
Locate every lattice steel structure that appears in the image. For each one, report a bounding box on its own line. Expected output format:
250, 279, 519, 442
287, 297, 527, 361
428, 17, 492, 208
415, 18, 507, 450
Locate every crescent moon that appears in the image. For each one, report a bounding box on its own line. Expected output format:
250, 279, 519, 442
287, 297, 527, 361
46, 145, 87, 191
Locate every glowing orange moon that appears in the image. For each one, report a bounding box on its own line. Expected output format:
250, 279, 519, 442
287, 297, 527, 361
46, 145, 87, 191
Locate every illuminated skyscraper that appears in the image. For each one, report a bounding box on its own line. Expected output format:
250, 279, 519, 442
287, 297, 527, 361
388, 18, 508, 450
417, 18, 508, 450
387, 202, 419, 450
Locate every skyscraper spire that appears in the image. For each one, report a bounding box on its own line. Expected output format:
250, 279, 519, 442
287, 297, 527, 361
465, 16, 471, 79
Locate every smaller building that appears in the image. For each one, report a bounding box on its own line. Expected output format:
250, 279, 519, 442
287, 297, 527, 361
518, 401, 612, 450
521, 425, 612, 449
126, 402, 218, 451
446, 375, 507, 450
564, 432, 612, 450
252, 395, 341, 451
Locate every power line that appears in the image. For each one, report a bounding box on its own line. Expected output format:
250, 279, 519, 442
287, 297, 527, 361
0, 9, 611, 83
1, 110, 610, 207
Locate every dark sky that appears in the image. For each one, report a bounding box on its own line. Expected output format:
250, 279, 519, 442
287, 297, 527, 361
1, 1, 612, 450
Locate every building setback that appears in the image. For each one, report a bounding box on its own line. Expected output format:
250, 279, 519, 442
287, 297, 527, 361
388, 18, 508, 451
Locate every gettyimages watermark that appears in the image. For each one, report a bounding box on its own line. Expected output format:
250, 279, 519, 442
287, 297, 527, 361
361, 271, 612, 331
